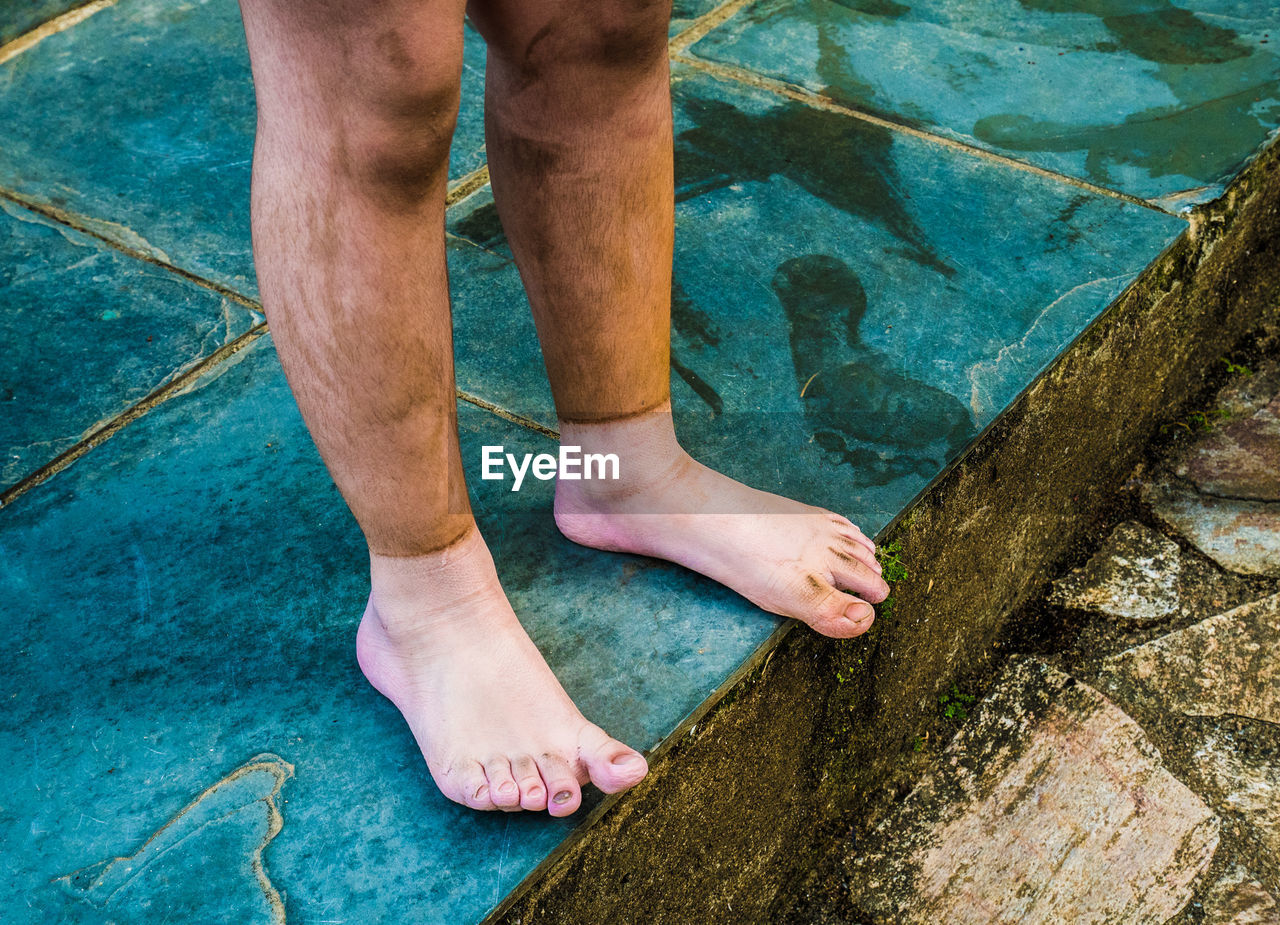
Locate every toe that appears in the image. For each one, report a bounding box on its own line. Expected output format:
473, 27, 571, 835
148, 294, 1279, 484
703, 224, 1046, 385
455, 763, 497, 811
837, 535, 881, 575
511, 755, 548, 811
827, 513, 876, 553
579, 724, 648, 794
800, 573, 876, 638
828, 547, 890, 603
537, 754, 583, 818
484, 757, 522, 811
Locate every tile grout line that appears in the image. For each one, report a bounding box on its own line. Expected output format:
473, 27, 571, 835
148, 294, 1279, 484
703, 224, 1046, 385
0, 324, 268, 510
0, 189, 264, 312
668, 0, 758, 54
447, 164, 491, 206
456, 392, 560, 440
0, 0, 119, 66
0, 184, 562, 506
668, 55, 1183, 218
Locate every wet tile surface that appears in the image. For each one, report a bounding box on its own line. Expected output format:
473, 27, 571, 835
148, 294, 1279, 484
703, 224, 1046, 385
0, 0, 489, 296
687, 0, 1280, 204
1, 337, 777, 924
0, 199, 260, 490
0, 0, 1258, 922
449, 66, 1185, 527
1, 0, 87, 45
671, 0, 726, 35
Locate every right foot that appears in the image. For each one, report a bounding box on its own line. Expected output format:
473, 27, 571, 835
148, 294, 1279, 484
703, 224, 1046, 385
356, 525, 648, 816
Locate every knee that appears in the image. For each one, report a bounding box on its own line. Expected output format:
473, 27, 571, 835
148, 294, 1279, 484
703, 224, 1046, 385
340, 83, 461, 205
478, 0, 671, 79
326, 30, 464, 205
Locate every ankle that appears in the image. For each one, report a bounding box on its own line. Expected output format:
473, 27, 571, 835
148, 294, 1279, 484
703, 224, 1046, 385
366, 524, 504, 639
556, 401, 689, 499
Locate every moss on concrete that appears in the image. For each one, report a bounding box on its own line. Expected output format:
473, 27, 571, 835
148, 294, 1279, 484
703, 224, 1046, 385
487, 138, 1280, 925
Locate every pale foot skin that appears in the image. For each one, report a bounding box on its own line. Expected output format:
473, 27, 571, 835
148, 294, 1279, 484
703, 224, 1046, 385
356, 526, 649, 817
555, 405, 890, 639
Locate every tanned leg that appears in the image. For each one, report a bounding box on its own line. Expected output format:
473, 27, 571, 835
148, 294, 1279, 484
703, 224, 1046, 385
469, 0, 890, 637
238, 0, 646, 816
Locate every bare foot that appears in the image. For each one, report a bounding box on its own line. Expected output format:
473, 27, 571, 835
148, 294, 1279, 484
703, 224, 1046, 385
356, 525, 648, 815
554, 405, 889, 638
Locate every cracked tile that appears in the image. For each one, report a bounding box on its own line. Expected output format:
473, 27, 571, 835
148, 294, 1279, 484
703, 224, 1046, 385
0, 335, 780, 923
58, 755, 292, 924
0, 199, 260, 490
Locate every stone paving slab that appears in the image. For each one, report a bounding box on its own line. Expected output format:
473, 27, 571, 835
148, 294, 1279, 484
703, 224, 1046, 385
1185, 725, 1280, 889
1050, 519, 1237, 623
1202, 866, 1280, 925
0, 336, 783, 925
0, 0, 489, 296
1145, 479, 1280, 577
0, 198, 260, 490
1101, 593, 1280, 726
1, 0, 89, 45
56, 755, 293, 923
1175, 362, 1280, 502
844, 657, 1219, 924
448, 64, 1184, 526
686, 0, 1280, 205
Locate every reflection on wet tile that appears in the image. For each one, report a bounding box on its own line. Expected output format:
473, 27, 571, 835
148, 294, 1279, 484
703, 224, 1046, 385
0, 336, 776, 924
449, 67, 1185, 526
688, 0, 1280, 202
0, 0, 489, 295
0, 200, 260, 489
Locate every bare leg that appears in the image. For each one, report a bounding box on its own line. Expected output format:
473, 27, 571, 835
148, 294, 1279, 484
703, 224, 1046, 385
239, 0, 646, 815
471, 0, 890, 636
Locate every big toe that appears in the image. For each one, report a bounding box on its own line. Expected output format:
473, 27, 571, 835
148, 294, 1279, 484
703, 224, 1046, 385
580, 725, 648, 794
799, 574, 876, 638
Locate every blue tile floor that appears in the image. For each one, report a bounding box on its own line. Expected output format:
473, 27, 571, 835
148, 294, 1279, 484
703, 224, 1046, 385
1, 0, 1273, 922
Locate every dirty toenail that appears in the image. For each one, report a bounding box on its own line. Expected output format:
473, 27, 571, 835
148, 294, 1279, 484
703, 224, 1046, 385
612, 753, 642, 767
553, 790, 573, 805
846, 603, 873, 621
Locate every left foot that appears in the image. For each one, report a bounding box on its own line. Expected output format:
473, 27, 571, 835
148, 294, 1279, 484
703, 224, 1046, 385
554, 405, 889, 637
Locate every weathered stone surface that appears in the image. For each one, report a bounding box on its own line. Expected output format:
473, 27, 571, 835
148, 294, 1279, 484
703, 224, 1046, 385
1216, 360, 1280, 421
1185, 726, 1280, 886
1201, 867, 1280, 925
1145, 480, 1280, 577
1101, 594, 1280, 726
1176, 389, 1280, 502
1049, 520, 1233, 623
845, 658, 1218, 925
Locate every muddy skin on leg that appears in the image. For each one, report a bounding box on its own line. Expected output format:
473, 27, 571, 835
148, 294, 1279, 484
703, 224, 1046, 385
238, 0, 646, 816
470, 0, 891, 635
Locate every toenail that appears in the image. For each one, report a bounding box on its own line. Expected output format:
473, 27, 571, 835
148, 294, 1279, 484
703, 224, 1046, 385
612, 752, 642, 767
553, 790, 573, 805
846, 603, 873, 621
498, 782, 517, 794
